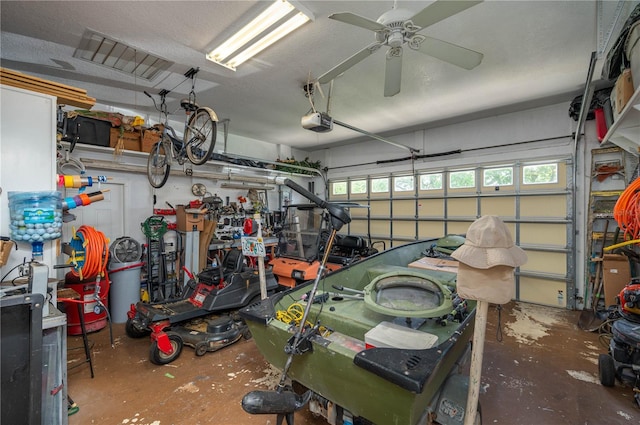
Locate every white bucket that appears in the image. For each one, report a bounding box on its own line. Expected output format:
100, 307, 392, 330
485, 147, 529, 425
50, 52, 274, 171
108, 261, 143, 323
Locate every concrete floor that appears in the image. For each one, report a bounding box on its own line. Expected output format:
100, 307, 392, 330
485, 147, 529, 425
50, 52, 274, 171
66, 301, 640, 425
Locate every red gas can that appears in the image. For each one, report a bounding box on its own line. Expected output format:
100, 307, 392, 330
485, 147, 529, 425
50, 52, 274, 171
64, 272, 109, 335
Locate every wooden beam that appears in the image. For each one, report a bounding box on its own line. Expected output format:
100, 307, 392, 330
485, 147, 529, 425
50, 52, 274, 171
0, 67, 96, 109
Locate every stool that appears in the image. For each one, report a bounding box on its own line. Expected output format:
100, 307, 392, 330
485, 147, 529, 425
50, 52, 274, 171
58, 288, 94, 378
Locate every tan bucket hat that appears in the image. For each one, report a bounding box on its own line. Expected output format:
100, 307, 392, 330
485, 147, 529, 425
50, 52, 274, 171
456, 263, 516, 304
451, 215, 527, 269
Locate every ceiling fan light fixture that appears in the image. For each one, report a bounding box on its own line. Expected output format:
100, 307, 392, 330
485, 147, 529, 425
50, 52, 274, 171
387, 31, 404, 48
206, 0, 310, 71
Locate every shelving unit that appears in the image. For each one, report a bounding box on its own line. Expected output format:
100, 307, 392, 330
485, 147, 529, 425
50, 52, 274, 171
602, 86, 640, 155
585, 147, 631, 309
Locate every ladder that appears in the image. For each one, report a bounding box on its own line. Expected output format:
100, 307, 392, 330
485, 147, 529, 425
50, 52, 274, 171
585, 146, 636, 309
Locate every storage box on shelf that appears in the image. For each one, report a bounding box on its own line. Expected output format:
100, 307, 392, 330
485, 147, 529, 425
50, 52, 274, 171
66, 115, 112, 147
602, 85, 640, 155
614, 69, 634, 114
141, 130, 161, 153
109, 128, 141, 151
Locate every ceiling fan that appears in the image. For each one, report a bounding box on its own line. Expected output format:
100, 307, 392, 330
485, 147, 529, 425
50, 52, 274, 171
317, 0, 484, 97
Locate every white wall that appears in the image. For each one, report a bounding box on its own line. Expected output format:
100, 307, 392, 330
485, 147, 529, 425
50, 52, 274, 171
68, 148, 315, 246
0, 86, 57, 277
309, 102, 583, 177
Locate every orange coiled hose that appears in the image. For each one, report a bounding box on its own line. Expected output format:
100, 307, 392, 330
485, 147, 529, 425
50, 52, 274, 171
69, 225, 109, 280
60, 225, 110, 305
613, 177, 640, 241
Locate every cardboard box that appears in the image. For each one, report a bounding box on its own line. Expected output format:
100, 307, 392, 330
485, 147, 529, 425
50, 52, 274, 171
141, 129, 162, 153
408, 256, 459, 273
602, 253, 631, 307
175, 205, 206, 232
109, 128, 141, 151
614, 69, 634, 114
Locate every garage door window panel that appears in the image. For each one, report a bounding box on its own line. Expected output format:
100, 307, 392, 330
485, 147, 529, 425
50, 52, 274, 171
519, 277, 567, 307
520, 195, 566, 217
418, 199, 444, 218
482, 166, 514, 193
419, 173, 444, 194
520, 223, 567, 246
447, 198, 476, 218
480, 197, 515, 217
520, 250, 566, 275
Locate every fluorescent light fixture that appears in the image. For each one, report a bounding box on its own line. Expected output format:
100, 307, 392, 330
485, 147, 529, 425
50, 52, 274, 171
228, 12, 309, 68
206, 0, 310, 70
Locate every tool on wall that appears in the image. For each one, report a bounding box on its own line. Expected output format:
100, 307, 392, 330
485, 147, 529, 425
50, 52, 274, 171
57, 174, 111, 189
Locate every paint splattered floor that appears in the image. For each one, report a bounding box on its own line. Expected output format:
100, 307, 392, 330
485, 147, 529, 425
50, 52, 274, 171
66, 302, 640, 425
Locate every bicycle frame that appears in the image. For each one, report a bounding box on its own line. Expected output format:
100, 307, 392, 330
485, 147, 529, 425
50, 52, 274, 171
145, 72, 218, 188
161, 124, 187, 167
161, 108, 215, 166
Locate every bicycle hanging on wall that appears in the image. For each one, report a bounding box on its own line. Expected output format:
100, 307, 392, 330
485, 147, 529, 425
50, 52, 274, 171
146, 67, 218, 188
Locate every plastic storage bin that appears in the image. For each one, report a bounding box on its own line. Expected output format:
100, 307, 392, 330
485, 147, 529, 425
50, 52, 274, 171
66, 115, 112, 147
8, 191, 63, 243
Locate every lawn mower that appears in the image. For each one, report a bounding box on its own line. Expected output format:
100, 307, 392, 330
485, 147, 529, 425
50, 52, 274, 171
599, 282, 640, 407
126, 247, 279, 364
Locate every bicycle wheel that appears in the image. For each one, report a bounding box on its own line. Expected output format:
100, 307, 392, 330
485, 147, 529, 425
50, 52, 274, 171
147, 138, 171, 188
185, 108, 217, 166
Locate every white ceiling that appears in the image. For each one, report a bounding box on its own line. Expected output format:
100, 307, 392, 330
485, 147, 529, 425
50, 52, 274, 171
0, 1, 633, 151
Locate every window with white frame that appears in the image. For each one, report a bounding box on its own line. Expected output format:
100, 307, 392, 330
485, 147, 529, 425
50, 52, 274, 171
394, 175, 414, 192
332, 181, 347, 195
483, 166, 513, 187
523, 163, 558, 185
350, 179, 367, 194
420, 173, 443, 190
371, 177, 389, 193
449, 170, 475, 189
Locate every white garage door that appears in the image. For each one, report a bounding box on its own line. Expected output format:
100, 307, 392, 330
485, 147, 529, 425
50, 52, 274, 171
329, 157, 573, 308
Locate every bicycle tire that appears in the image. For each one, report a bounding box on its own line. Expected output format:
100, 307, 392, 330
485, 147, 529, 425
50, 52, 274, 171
147, 138, 171, 188
185, 108, 217, 166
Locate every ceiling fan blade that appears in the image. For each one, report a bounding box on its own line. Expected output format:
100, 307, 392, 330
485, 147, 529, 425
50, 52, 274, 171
417, 36, 483, 70
410, 0, 483, 29
384, 49, 403, 97
318, 43, 383, 84
328, 12, 387, 32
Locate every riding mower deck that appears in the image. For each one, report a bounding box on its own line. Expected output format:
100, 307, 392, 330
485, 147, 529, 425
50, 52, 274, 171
126, 248, 279, 364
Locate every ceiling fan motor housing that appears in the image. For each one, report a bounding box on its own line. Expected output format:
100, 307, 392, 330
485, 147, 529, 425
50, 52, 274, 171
376, 8, 412, 26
